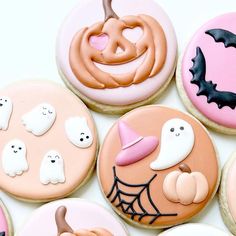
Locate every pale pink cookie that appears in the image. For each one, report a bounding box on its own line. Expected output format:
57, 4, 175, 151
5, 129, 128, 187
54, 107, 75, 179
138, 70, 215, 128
56, 0, 177, 114
0, 81, 98, 202
177, 13, 236, 134
219, 151, 236, 235
0, 200, 13, 236
98, 105, 220, 229
16, 198, 128, 236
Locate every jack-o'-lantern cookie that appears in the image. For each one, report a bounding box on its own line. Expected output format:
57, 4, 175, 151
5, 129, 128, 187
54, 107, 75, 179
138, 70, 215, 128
0, 81, 98, 202
57, 0, 177, 114
219, 151, 236, 235
98, 105, 220, 229
16, 198, 128, 236
177, 13, 236, 134
159, 223, 229, 236
0, 200, 13, 236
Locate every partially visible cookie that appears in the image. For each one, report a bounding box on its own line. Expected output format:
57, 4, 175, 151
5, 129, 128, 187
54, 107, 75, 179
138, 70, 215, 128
159, 223, 229, 235
16, 198, 128, 236
56, 0, 177, 114
219, 151, 236, 235
0, 200, 13, 236
176, 13, 236, 134
0, 81, 98, 202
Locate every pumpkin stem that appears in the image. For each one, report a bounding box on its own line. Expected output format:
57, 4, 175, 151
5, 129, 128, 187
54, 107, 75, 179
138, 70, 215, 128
55, 206, 73, 236
179, 164, 191, 173
103, 0, 119, 21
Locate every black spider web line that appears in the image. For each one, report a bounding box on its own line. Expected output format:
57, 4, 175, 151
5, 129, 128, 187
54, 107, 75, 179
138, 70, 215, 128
106, 166, 177, 224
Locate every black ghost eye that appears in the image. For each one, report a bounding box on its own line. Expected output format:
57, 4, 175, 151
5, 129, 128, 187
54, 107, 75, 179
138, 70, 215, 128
81, 133, 85, 135
11, 145, 14, 148
55, 155, 60, 159
19, 147, 22, 150
180, 126, 184, 130
5, 100, 7, 102
86, 136, 89, 139
80, 138, 84, 142
170, 128, 175, 132
48, 110, 53, 114
0, 99, 2, 101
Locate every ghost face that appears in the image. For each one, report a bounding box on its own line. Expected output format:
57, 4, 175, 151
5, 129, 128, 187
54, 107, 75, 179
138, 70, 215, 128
40, 150, 65, 185
1, 139, 28, 177
22, 103, 56, 136
0, 96, 13, 131
65, 117, 93, 148
150, 118, 195, 170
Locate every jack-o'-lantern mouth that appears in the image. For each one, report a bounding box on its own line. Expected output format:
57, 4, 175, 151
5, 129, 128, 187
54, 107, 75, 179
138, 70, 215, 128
93, 51, 147, 75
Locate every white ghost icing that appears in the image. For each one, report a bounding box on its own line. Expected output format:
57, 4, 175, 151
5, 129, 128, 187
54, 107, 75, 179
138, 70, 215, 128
40, 150, 65, 185
2, 139, 28, 177
150, 118, 195, 170
0, 96, 13, 131
65, 117, 93, 148
22, 103, 56, 136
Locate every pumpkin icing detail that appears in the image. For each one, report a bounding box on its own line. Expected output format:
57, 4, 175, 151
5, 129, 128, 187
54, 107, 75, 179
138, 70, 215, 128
69, 0, 167, 89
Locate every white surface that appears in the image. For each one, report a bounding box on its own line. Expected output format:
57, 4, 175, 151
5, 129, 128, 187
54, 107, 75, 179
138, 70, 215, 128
0, 0, 235, 235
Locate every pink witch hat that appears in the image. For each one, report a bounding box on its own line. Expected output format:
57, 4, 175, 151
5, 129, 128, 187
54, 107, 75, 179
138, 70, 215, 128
115, 121, 159, 166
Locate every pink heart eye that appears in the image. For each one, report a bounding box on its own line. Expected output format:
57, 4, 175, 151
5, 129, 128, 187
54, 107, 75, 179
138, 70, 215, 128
89, 34, 109, 51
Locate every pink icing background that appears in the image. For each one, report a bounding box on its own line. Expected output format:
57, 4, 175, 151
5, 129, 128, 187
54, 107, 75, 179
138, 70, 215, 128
56, 0, 177, 106
182, 13, 236, 128
0, 206, 8, 236
17, 199, 127, 236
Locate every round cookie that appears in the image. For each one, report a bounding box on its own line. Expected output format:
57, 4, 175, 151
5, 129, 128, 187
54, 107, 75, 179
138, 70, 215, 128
56, 0, 177, 114
0, 81, 98, 202
177, 13, 236, 134
16, 198, 128, 236
98, 105, 220, 229
159, 223, 229, 236
0, 200, 13, 236
219, 151, 236, 235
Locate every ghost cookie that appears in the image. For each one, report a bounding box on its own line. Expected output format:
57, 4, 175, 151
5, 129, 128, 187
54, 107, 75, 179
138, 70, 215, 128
56, 0, 177, 114
0, 200, 13, 236
0, 97, 12, 131
98, 105, 220, 228
159, 223, 229, 236
16, 198, 128, 236
219, 151, 236, 235
177, 13, 236, 134
0, 81, 97, 202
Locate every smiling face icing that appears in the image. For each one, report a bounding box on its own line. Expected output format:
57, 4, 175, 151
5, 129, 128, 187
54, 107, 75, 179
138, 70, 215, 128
98, 106, 219, 228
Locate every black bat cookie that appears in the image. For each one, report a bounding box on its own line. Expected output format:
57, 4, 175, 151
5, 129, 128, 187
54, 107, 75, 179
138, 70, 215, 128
205, 28, 236, 48
190, 47, 236, 109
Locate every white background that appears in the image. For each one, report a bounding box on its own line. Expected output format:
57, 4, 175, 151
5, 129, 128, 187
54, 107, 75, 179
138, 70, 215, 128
0, 0, 236, 235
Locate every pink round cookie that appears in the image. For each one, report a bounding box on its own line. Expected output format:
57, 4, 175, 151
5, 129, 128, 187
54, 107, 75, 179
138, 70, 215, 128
56, 0, 177, 114
0, 200, 12, 236
16, 198, 128, 236
220, 151, 236, 235
0, 81, 98, 202
178, 13, 236, 133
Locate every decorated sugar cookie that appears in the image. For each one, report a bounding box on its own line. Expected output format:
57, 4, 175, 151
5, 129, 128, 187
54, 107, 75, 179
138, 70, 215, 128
219, 151, 236, 235
0, 200, 13, 236
177, 13, 236, 134
0, 97, 12, 131
159, 223, 229, 236
57, 0, 177, 114
98, 106, 219, 228
0, 81, 97, 202
16, 199, 128, 236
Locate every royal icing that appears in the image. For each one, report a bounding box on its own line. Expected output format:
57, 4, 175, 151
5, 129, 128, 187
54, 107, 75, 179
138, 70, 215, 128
115, 121, 158, 166
17, 199, 128, 236
2, 139, 28, 177
65, 117, 93, 148
0, 97, 12, 131
0, 81, 97, 201
98, 106, 219, 227
22, 103, 56, 136
150, 118, 194, 170
57, 0, 177, 106
159, 223, 228, 236
181, 13, 236, 128
40, 150, 65, 185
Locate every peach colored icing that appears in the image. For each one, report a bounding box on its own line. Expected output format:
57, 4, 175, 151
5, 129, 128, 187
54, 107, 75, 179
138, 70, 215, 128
56, 0, 177, 106
0, 81, 97, 201
69, 13, 167, 89
98, 106, 219, 227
